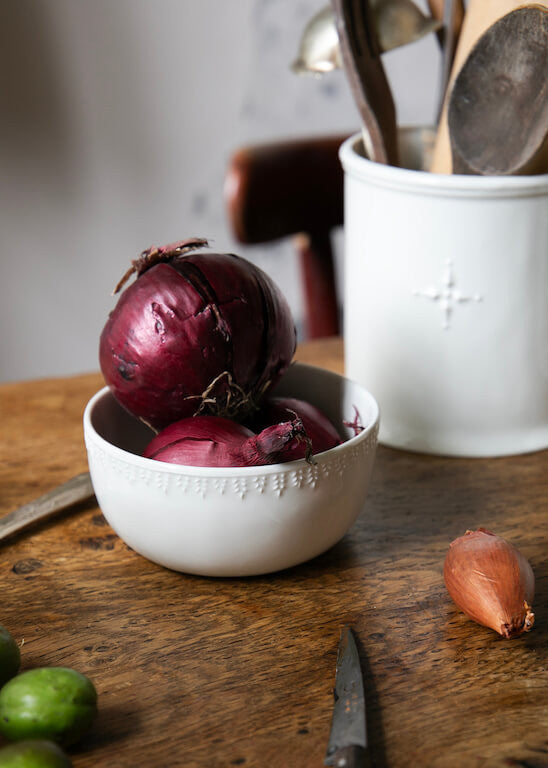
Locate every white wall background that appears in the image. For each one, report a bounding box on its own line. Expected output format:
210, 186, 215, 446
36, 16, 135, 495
0, 0, 440, 382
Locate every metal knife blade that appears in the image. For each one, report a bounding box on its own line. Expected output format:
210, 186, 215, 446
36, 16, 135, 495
0, 473, 95, 544
324, 626, 371, 767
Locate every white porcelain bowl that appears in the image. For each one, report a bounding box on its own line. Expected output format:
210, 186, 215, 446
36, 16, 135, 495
83, 363, 379, 577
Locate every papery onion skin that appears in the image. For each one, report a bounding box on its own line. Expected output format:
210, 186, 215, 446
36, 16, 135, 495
444, 528, 535, 639
143, 414, 309, 467
252, 395, 342, 460
99, 240, 296, 430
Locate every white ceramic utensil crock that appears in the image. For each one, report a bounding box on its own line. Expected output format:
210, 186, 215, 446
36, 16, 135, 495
340, 127, 548, 457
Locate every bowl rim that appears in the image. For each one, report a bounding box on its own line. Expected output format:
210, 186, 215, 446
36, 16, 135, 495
83, 362, 380, 477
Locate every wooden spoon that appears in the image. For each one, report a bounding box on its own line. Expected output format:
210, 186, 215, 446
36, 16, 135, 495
331, 0, 398, 165
448, 5, 548, 175
430, 0, 548, 173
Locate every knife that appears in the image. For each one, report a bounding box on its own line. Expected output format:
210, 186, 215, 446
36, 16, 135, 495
325, 626, 372, 767
0, 473, 95, 543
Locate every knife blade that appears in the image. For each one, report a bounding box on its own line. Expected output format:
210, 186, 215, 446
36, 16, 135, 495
0, 473, 95, 543
324, 626, 371, 767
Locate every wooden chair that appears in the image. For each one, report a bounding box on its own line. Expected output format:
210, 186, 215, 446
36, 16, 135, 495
224, 134, 347, 339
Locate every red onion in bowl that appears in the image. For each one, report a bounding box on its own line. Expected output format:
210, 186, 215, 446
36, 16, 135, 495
99, 239, 296, 430
253, 395, 342, 460
143, 414, 310, 467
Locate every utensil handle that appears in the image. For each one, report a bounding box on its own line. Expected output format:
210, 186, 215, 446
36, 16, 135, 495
0, 472, 95, 543
328, 745, 373, 767
436, 0, 458, 120
331, 0, 398, 165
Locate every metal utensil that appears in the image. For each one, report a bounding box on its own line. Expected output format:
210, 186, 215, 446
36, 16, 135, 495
292, 0, 441, 75
373, 0, 441, 52
331, 0, 398, 164
448, 5, 548, 175
292, 6, 342, 75
0, 473, 94, 543
325, 626, 371, 767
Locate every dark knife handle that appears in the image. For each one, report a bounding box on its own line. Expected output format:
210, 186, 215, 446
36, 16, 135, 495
328, 745, 373, 768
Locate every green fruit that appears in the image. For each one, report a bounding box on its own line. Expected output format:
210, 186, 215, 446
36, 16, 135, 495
0, 626, 20, 688
0, 740, 72, 768
0, 668, 97, 746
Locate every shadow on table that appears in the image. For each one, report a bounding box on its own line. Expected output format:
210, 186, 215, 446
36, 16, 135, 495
354, 632, 387, 768
73, 701, 142, 753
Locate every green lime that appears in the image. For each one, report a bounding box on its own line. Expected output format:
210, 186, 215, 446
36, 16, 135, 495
0, 740, 72, 768
0, 626, 20, 689
0, 668, 97, 746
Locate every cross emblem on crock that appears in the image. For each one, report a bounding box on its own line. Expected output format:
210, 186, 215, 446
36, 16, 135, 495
413, 259, 483, 330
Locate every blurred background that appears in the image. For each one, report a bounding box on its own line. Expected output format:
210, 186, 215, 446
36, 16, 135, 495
0, 0, 439, 382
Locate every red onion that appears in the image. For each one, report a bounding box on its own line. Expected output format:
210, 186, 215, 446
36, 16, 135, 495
99, 238, 296, 430
253, 395, 342, 460
143, 414, 310, 467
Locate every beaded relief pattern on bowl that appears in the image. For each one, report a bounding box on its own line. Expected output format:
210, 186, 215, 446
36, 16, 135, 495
86, 425, 378, 499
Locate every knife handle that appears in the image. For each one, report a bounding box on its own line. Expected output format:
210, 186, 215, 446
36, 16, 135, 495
329, 745, 373, 768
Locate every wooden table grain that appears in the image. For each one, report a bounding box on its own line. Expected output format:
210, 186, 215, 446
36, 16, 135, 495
1, 338, 547, 768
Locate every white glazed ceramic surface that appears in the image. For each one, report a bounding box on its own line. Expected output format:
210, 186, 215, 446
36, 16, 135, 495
340, 128, 548, 457
83, 363, 379, 577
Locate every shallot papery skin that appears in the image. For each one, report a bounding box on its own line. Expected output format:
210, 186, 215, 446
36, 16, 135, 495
443, 528, 535, 639
99, 240, 296, 430
143, 414, 309, 467
254, 396, 342, 460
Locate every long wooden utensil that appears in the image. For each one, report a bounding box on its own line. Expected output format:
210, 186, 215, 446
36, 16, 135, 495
448, 5, 548, 175
430, 0, 548, 173
427, 0, 465, 118
0, 473, 94, 543
427, 0, 464, 45
331, 0, 399, 165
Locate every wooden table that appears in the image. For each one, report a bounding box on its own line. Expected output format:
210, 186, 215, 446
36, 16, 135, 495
1, 337, 547, 768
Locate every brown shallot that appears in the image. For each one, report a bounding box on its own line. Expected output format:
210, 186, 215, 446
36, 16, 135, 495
443, 528, 534, 639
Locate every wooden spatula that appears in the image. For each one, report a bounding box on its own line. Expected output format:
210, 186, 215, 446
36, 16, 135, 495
331, 0, 398, 165
427, 0, 465, 117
